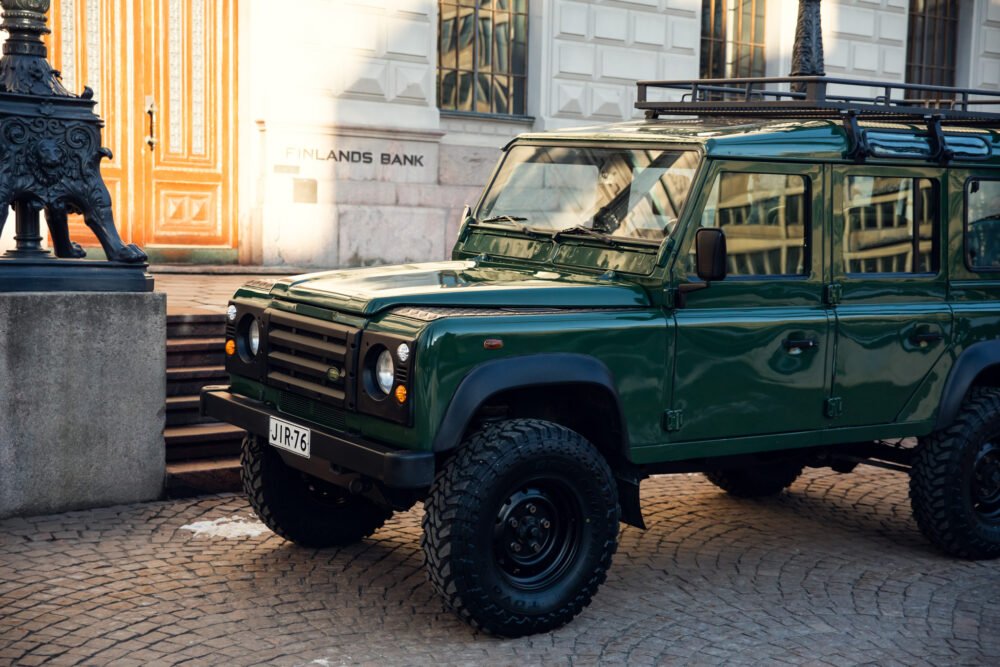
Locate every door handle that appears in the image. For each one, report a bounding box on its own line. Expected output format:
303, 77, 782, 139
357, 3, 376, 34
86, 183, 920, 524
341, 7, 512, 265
145, 96, 157, 151
783, 337, 819, 355
910, 331, 943, 347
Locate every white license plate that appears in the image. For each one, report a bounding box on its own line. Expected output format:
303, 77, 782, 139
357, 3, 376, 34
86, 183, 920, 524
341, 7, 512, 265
268, 417, 311, 459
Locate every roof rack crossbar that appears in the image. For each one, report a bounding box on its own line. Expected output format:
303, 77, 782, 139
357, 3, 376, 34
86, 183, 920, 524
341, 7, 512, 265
636, 76, 1000, 124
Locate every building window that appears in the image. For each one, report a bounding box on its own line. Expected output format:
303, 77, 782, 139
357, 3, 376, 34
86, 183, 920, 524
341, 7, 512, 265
439, 1, 528, 116
700, 0, 766, 80
906, 0, 959, 92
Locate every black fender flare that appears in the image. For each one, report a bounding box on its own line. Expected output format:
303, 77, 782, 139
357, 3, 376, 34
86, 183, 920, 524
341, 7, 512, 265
935, 341, 1000, 429
431, 353, 630, 457
431, 353, 643, 528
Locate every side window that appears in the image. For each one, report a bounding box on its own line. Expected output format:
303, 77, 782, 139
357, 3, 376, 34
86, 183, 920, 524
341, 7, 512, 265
689, 172, 809, 277
966, 180, 1000, 271
843, 176, 939, 274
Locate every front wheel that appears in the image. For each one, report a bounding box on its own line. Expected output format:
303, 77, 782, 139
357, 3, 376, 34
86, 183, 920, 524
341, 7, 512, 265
910, 388, 1000, 559
421, 419, 620, 637
242, 435, 392, 548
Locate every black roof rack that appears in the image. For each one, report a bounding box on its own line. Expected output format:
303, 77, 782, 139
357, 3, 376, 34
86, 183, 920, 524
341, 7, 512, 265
636, 76, 1000, 125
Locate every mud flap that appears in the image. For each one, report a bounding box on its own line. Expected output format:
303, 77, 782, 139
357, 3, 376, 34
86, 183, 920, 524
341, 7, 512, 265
616, 473, 646, 529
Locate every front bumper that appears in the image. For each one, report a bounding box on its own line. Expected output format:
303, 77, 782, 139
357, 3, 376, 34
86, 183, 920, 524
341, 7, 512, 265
200, 387, 435, 489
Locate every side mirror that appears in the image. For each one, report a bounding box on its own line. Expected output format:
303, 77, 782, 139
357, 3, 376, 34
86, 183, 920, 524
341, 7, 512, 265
695, 228, 727, 282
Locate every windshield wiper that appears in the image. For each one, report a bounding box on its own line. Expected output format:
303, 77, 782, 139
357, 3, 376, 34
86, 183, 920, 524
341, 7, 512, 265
478, 215, 528, 225
552, 226, 619, 245
473, 215, 550, 238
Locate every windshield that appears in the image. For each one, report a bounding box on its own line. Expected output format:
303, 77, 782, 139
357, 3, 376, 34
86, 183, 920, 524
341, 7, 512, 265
477, 145, 700, 242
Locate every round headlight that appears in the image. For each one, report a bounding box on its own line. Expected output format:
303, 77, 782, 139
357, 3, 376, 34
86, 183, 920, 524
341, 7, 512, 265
226, 304, 237, 321
397, 343, 410, 363
248, 319, 261, 357
375, 349, 394, 395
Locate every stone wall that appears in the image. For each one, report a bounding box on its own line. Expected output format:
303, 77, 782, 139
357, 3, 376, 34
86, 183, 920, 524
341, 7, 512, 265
541, 0, 702, 128
962, 0, 1000, 90
0, 292, 166, 518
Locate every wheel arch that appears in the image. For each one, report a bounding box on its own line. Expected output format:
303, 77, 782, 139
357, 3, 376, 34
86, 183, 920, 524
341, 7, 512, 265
431, 353, 630, 461
936, 341, 1000, 429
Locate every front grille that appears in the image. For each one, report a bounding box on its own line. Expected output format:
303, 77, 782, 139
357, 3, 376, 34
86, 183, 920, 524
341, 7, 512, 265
265, 309, 359, 409
277, 390, 348, 431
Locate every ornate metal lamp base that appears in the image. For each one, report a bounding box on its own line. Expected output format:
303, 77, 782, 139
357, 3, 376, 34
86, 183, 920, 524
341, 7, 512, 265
0, 0, 150, 292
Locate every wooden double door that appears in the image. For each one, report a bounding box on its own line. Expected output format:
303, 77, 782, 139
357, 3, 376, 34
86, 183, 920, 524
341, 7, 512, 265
47, 0, 236, 255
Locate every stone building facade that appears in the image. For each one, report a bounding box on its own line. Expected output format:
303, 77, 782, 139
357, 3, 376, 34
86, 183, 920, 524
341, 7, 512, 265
1, 0, 998, 267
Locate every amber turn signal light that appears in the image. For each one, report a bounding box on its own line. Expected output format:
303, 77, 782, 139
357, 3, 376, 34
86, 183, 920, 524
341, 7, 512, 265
394, 384, 408, 404
225, 339, 236, 356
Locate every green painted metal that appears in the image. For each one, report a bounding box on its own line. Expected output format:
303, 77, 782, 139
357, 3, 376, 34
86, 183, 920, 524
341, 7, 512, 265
217, 118, 1000, 472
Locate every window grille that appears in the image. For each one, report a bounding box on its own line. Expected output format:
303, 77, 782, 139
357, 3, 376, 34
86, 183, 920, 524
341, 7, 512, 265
700, 0, 766, 80
439, 1, 528, 115
905, 0, 960, 98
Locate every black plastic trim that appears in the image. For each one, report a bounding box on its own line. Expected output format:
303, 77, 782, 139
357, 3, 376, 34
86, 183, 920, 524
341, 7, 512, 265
935, 342, 1000, 429
431, 353, 630, 456
201, 388, 434, 489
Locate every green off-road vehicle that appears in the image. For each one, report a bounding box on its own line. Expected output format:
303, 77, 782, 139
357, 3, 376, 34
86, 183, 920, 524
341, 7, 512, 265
203, 76, 1000, 636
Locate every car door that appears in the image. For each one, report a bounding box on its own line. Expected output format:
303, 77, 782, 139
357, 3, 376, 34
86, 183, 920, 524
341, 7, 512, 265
828, 165, 953, 427
668, 160, 832, 442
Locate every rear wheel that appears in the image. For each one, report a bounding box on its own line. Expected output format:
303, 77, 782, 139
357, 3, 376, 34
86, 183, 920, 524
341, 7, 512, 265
422, 419, 619, 637
241, 435, 392, 548
703, 460, 803, 498
910, 388, 1000, 559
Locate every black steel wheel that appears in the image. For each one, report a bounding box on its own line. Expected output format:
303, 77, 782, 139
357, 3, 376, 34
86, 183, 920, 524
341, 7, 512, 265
241, 435, 392, 548
422, 419, 619, 637
703, 460, 803, 498
910, 388, 1000, 559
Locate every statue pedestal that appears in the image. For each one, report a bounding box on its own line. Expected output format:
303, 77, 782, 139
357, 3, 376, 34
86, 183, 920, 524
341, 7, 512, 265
0, 258, 153, 292
0, 291, 166, 518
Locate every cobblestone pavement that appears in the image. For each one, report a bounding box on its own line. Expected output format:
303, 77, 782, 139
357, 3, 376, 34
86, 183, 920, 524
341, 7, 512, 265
2, 468, 998, 667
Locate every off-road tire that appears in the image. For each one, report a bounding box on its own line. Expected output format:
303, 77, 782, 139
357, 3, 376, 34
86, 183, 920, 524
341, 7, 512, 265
910, 388, 1000, 560
421, 419, 620, 637
241, 435, 392, 548
703, 461, 804, 498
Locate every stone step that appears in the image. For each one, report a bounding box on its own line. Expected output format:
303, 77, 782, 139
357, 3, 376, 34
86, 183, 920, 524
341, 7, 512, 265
166, 337, 226, 368
165, 456, 243, 497
166, 365, 228, 396
166, 313, 227, 339
165, 395, 214, 427
165, 422, 244, 462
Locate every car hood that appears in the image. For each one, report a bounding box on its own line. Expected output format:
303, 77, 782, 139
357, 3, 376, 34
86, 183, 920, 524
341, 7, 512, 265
268, 261, 650, 316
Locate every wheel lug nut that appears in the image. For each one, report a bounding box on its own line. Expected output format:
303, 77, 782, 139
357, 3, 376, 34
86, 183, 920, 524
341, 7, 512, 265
541, 519, 550, 529
511, 542, 521, 553
530, 542, 541, 552
527, 504, 536, 514
509, 518, 518, 528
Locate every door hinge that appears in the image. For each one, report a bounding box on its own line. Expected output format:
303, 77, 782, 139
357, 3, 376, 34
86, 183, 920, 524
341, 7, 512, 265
825, 283, 842, 305
662, 410, 684, 432
824, 397, 843, 418
663, 287, 680, 310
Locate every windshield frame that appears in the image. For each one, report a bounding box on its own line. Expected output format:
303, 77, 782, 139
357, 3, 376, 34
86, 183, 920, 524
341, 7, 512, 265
472, 140, 706, 248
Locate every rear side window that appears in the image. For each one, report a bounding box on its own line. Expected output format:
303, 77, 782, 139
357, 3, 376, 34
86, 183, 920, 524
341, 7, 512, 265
843, 176, 939, 274
966, 180, 1000, 271
691, 172, 809, 277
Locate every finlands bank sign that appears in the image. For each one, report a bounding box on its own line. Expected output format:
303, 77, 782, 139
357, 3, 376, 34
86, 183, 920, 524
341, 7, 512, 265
286, 147, 425, 167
